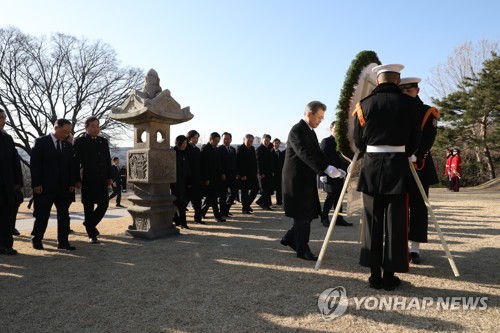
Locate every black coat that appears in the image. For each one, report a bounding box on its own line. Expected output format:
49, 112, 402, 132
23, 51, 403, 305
283, 119, 330, 220
73, 134, 112, 203
110, 164, 121, 185
256, 144, 273, 177
171, 147, 191, 204
319, 135, 346, 193
186, 143, 203, 195
354, 83, 420, 195
30, 134, 76, 195
217, 145, 237, 179
0, 131, 23, 205
201, 142, 221, 196
236, 144, 258, 189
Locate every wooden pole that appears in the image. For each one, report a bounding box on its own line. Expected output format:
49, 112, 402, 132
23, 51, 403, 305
408, 160, 460, 277
314, 151, 360, 271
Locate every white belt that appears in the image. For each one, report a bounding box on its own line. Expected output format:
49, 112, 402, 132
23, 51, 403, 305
366, 145, 405, 153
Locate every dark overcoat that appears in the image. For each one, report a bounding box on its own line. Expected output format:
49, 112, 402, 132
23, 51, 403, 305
73, 134, 112, 204
0, 131, 23, 205
283, 119, 330, 220
319, 135, 346, 193
236, 144, 258, 189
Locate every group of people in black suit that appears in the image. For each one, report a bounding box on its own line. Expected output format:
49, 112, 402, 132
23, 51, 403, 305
174, 130, 285, 229
0, 115, 115, 254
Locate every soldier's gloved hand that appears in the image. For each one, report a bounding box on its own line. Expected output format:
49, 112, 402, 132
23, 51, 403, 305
409, 154, 417, 163
320, 176, 328, 183
324, 165, 343, 178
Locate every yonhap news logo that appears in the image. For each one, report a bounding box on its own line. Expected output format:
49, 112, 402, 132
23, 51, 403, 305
317, 286, 349, 320
318, 286, 488, 321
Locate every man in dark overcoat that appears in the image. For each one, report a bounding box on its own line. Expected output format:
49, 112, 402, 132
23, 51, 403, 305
399, 77, 440, 264
271, 138, 285, 205
201, 132, 225, 222
236, 134, 259, 214
30, 119, 77, 250
186, 130, 204, 223
353, 64, 420, 290
280, 101, 345, 261
217, 132, 238, 217
255, 134, 274, 210
73, 116, 112, 244
319, 121, 351, 227
0, 110, 23, 255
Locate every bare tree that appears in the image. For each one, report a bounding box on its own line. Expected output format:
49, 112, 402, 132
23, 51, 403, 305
0, 27, 143, 164
426, 39, 499, 100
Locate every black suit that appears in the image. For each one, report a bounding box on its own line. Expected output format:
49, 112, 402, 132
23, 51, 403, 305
282, 119, 330, 256
319, 135, 347, 223
256, 144, 274, 208
30, 134, 76, 246
354, 83, 420, 273
186, 143, 203, 222
73, 134, 112, 238
201, 143, 223, 219
218, 145, 237, 216
236, 144, 259, 212
108, 164, 122, 205
0, 130, 23, 250
271, 148, 284, 205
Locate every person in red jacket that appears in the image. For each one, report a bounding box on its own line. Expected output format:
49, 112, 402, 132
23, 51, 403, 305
444, 149, 453, 190
450, 148, 462, 192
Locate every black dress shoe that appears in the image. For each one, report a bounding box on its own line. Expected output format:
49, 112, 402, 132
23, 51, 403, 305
242, 210, 252, 214
68, 229, 75, 234
226, 212, 233, 217
321, 217, 330, 227
12, 228, 20, 236
382, 275, 401, 291
409, 252, 421, 264
32, 241, 44, 250
215, 217, 226, 222
369, 276, 383, 289
194, 221, 207, 225
89, 237, 100, 244
116, 204, 126, 208
297, 252, 318, 261
248, 207, 254, 212
0, 248, 18, 255
336, 219, 353, 227
181, 224, 191, 230
57, 244, 76, 251
128, 224, 137, 230
280, 238, 296, 251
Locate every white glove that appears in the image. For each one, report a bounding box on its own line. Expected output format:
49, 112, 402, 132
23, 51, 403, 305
320, 176, 328, 183
324, 165, 345, 178
409, 154, 417, 162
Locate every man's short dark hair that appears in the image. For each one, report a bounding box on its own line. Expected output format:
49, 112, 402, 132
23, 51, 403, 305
85, 116, 99, 128
329, 121, 336, 130
112, 156, 119, 161
306, 101, 327, 114
273, 138, 281, 143
262, 134, 271, 140
222, 132, 232, 138
186, 130, 199, 140
55, 118, 72, 127
209, 132, 220, 140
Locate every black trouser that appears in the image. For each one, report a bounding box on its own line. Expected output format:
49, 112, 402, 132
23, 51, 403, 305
83, 201, 109, 238
219, 179, 237, 215
174, 199, 188, 227
321, 190, 345, 222
202, 182, 222, 219
282, 219, 312, 255
0, 203, 14, 249
187, 188, 202, 222
31, 191, 72, 245
408, 180, 429, 243
240, 180, 258, 211
108, 184, 122, 205
359, 193, 409, 273
256, 176, 272, 207
273, 176, 282, 205
451, 176, 460, 192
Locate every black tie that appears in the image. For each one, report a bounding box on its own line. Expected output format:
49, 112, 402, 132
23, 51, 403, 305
56, 140, 62, 152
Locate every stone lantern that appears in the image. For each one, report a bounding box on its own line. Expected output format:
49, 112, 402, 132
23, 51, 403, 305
111, 69, 193, 239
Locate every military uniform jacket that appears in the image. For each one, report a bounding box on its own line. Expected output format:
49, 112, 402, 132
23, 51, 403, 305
73, 134, 112, 203
414, 96, 440, 186
353, 83, 420, 195
0, 131, 23, 205
283, 119, 330, 220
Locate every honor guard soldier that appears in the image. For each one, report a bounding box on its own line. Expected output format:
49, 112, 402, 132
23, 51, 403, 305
399, 77, 440, 264
353, 64, 420, 290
